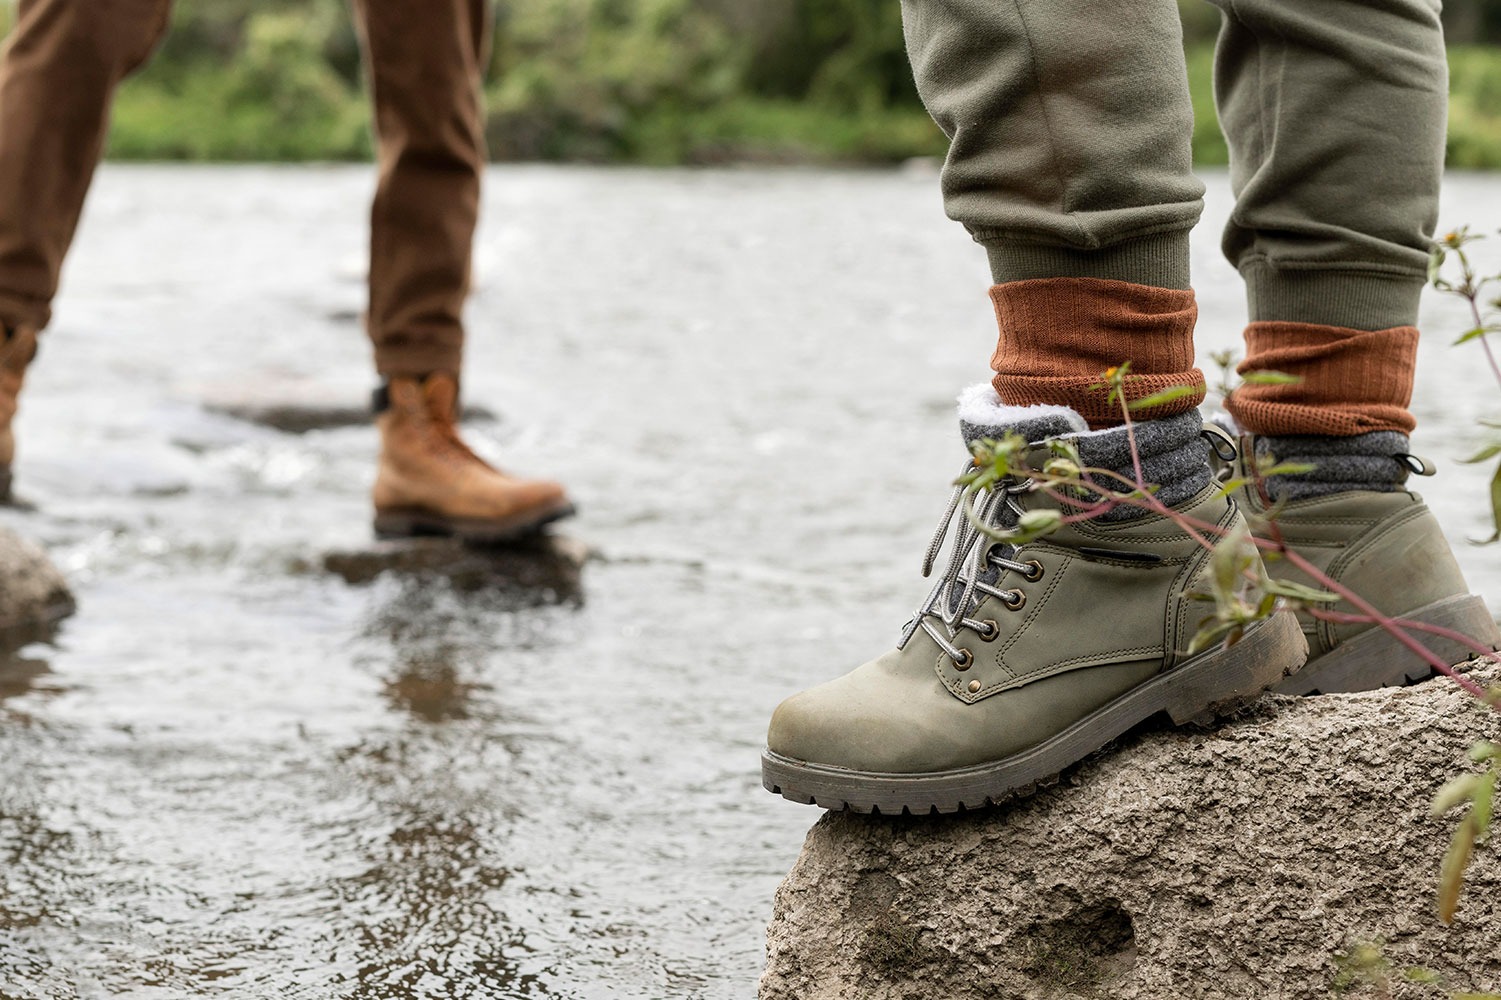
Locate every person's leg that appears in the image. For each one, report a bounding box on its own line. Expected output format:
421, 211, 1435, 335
0, 0, 174, 501
762, 0, 1307, 813
350, 0, 571, 541
906, 0, 1208, 426
1210, 0, 1500, 685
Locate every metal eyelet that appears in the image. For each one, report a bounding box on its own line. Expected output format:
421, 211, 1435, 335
976, 619, 999, 642
1021, 560, 1044, 582
951, 649, 973, 671
1002, 590, 1026, 611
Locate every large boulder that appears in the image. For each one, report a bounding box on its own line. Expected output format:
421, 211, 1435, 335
762, 660, 1501, 1000
0, 526, 74, 646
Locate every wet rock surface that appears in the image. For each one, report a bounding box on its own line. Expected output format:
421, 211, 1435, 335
323, 532, 589, 598
761, 662, 1501, 1000
0, 526, 73, 643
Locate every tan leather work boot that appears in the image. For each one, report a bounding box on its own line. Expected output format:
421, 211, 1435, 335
762, 393, 1308, 814
0, 326, 37, 505
1216, 430, 1501, 695
372, 373, 574, 542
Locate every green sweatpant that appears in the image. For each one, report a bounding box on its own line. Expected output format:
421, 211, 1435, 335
901, 0, 1448, 330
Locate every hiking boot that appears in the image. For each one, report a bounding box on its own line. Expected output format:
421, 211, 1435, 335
372, 373, 574, 542
0, 326, 36, 505
1215, 429, 1501, 695
761, 392, 1308, 814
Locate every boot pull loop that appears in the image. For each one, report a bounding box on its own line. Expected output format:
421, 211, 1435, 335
1200, 422, 1238, 462
1395, 452, 1437, 477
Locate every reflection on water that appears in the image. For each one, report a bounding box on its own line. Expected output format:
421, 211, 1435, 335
0, 165, 1497, 998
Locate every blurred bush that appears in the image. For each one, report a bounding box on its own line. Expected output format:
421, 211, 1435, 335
0, 0, 1494, 167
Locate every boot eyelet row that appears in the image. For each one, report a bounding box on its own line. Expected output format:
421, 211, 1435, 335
1002, 590, 1026, 610
1021, 560, 1044, 582
951, 649, 973, 671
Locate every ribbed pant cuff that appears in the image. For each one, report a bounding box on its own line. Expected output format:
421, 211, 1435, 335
980, 231, 1192, 291
1241, 259, 1425, 331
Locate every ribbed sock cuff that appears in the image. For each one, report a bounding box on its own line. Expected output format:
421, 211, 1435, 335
1225, 321, 1419, 436
1241, 259, 1424, 331
988, 277, 1204, 429
981, 231, 1192, 290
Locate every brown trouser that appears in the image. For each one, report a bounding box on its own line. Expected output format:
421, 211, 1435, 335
0, 0, 488, 376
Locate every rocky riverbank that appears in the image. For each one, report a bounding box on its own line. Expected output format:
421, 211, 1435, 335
762, 662, 1501, 1000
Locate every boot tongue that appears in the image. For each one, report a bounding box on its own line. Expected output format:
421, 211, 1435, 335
956, 383, 1087, 447
422, 372, 461, 423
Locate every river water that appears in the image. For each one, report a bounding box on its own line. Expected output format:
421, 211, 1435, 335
1, 165, 1498, 999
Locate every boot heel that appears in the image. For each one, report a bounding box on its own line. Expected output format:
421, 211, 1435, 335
1275, 594, 1501, 696
1164, 610, 1308, 724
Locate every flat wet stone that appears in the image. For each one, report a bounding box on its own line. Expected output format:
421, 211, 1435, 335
323, 533, 590, 596
0, 526, 75, 646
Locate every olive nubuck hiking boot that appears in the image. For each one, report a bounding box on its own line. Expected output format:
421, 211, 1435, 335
1215, 429, 1501, 696
761, 388, 1308, 815
0, 325, 37, 505
372, 373, 574, 542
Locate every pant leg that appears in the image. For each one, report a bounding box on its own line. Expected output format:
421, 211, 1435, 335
901, 0, 1205, 290
0, 0, 173, 333
351, 0, 490, 378
1208, 0, 1447, 331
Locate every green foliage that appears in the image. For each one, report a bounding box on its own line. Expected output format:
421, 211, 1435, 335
1432, 740, 1500, 924
1428, 227, 1501, 544
1, 0, 1495, 165
109, 2, 367, 161
1184, 45, 1230, 167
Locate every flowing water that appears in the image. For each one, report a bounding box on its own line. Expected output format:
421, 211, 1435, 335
1, 165, 1498, 999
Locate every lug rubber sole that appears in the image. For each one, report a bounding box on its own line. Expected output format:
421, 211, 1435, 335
761, 609, 1308, 815
373, 500, 575, 544
1274, 593, 1501, 696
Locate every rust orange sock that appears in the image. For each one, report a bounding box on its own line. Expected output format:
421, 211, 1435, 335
1224, 321, 1419, 436
988, 277, 1203, 429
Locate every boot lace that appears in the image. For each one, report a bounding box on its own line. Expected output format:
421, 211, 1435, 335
900, 460, 1042, 665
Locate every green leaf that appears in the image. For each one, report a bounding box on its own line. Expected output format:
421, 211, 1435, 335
1431, 773, 1480, 817
1126, 383, 1202, 411
1014, 509, 1063, 537
1047, 438, 1082, 465
1258, 461, 1318, 478
1239, 370, 1303, 386
1401, 966, 1442, 984
1453, 326, 1490, 346
1468, 740, 1500, 764
1437, 815, 1477, 923
1213, 477, 1253, 500
1187, 620, 1238, 655
1476, 462, 1501, 546
1043, 458, 1080, 479
1459, 442, 1501, 464
1209, 526, 1251, 601
1260, 578, 1340, 604
1472, 772, 1494, 840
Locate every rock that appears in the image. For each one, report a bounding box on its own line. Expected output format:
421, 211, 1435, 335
323, 533, 589, 599
762, 661, 1501, 1000
0, 526, 74, 647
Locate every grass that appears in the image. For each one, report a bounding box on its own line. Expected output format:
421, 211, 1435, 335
98, 44, 1501, 168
